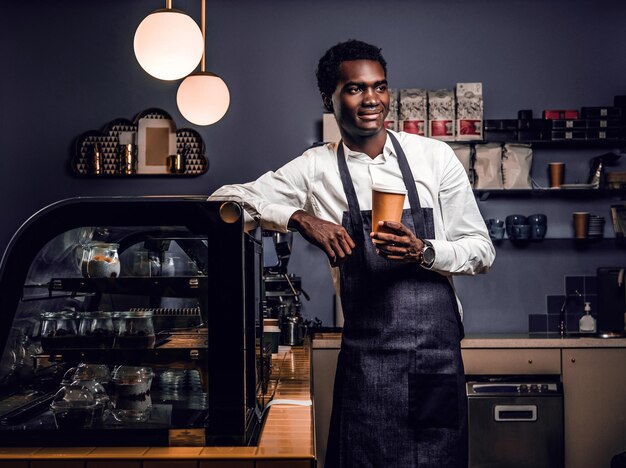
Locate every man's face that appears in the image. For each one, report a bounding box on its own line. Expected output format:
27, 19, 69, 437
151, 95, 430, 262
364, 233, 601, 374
326, 60, 390, 139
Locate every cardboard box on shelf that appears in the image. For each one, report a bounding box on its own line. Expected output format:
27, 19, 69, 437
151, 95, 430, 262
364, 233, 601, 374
428, 89, 455, 141
399, 88, 427, 136
456, 83, 483, 140
543, 109, 579, 120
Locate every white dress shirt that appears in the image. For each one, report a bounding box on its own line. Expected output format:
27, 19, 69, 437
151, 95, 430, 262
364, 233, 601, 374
210, 130, 495, 315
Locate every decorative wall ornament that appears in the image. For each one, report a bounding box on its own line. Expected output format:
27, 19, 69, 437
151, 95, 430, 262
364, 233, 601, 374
72, 108, 208, 177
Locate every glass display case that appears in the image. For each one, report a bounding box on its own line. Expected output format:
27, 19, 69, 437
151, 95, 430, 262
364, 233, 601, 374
0, 197, 267, 447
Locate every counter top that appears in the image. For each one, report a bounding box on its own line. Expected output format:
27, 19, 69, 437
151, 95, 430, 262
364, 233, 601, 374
0, 344, 314, 462
313, 332, 626, 349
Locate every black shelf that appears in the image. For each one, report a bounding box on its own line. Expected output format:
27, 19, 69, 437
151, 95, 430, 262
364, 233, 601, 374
490, 237, 625, 250
39, 347, 208, 365
474, 188, 626, 200
450, 139, 626, 148
47, 276, 208, 298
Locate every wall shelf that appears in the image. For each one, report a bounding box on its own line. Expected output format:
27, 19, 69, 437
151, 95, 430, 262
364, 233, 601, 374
475, 188, 626, 200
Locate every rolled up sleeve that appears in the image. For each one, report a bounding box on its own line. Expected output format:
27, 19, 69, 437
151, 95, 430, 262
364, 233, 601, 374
209, 154, 312, 232
428, 146, 495, 275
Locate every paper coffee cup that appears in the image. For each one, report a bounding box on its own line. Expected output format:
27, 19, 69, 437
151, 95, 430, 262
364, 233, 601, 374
372, 183, 407, 241
548, 162, 565, 188
573, 212, 589, 239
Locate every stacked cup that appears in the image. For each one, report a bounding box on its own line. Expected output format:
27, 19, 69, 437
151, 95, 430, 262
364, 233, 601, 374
528, 214, 548, 240
505, 215, 530, 240
505, 214, 548, 241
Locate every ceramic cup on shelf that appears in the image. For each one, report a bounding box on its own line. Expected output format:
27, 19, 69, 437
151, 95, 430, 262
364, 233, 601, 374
511, 224, 531, 240
528, 213, 548, 240
505, 215, 527, 237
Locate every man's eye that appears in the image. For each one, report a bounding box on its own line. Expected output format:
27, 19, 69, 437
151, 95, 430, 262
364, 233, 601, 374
377, 85, 388, 92
347, 87, 361, 94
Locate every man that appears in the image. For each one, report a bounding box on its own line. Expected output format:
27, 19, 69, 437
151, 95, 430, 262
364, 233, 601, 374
212, 39, 495, 467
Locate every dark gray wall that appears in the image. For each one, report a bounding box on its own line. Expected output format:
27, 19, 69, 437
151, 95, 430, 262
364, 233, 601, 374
1, 0, 625, 332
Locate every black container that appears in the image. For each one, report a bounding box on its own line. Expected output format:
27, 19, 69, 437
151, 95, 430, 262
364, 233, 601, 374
552, 119, 586, 130
518, 119, 553, 131
517, 109, 533, 120
586, 130, 620, 140
585, 119, 622, 129
485, 130, 517, 142
551, 131, 586, 141
596, 267, 626, 336
518, 130, 549, 141
581, 107, 622, 119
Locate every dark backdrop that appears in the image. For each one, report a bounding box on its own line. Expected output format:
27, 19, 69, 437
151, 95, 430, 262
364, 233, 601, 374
1, 0, 625, 332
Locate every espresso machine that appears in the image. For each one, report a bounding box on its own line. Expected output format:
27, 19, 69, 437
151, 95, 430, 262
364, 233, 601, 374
262, 231, 311, 345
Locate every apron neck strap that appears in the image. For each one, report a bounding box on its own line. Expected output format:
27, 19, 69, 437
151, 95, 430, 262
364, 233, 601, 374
336, 142, 365, 242
387, 132, 426, 238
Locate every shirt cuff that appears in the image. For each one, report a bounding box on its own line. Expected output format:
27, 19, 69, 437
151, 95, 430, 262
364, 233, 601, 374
260, 204, 302, 232
425, 238, 454, 272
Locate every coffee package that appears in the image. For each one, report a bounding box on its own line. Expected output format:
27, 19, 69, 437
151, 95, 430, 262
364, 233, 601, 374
448, 143, 473, 184
456, 82, 483, 140
428, 89, 455, 141
474, 143, 504, 189
384, 88, 399, 131
502, 143, 532, 189
399, 88, 427, 136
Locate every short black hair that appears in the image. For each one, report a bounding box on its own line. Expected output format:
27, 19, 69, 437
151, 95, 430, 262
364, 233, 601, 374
316, 39, 387, 101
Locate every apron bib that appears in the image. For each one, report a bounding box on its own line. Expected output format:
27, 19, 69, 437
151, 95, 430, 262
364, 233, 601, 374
325, 132, 467, 468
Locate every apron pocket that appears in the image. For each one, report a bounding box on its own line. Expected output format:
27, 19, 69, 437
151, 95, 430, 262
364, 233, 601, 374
408, 373, 459, 429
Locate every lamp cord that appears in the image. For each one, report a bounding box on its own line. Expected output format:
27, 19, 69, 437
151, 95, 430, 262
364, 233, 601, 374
201, 0, 206, 72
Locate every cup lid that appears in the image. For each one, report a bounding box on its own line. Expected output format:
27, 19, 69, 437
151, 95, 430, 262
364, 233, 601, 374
372, 183, 407, 195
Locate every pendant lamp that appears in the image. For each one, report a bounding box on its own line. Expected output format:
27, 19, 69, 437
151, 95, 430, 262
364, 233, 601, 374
176, 0, 230, 125
134, 1, 204, 81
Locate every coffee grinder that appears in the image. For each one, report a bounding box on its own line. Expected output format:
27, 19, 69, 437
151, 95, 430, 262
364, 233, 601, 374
262, 231, 310, 345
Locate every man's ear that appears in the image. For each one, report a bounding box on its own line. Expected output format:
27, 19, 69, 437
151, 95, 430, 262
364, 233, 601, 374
322, 94, 333, 113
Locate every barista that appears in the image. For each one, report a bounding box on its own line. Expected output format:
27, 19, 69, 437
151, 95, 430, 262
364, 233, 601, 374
211, 39, 495, 467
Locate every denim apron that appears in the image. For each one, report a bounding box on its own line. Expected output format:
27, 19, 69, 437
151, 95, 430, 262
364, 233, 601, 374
325, 132, 467, 468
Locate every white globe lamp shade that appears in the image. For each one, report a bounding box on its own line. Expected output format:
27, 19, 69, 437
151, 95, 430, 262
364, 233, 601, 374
134, 9, 204, 81
177, 72, 230, 125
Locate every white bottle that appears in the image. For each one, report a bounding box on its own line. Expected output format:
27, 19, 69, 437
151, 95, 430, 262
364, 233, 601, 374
579, 302, 596, 334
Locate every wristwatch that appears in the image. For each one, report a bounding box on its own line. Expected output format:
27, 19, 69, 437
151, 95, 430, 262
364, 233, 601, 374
420, 240, 435, 268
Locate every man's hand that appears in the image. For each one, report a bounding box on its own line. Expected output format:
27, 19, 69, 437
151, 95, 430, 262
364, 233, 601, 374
288, 211, 355, 266
370, 220, 424, 262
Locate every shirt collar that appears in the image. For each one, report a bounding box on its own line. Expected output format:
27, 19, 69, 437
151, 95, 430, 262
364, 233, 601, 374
341, 133, 396, 163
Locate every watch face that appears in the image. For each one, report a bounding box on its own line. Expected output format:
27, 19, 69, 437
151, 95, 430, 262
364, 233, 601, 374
423, 245, 435, 264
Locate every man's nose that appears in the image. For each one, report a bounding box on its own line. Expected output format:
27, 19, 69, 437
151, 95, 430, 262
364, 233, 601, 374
362, 87, 379, 106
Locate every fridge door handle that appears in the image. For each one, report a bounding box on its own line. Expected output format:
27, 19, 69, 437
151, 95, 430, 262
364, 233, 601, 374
494, 404, 537, 422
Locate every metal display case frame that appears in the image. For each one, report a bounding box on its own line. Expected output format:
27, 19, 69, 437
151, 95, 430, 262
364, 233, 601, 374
0, 196, 266, 446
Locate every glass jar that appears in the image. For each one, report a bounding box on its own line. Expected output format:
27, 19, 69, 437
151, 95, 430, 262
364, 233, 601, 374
79, 311, 115, 349
50, 382, 98, 429
115, 311, 155, 349
111, 366, 154, 422
40, 311, 79, 351
70, 366, 110, 424
161, 252, 176, 277
77, 363, 111, 385
131, 249, 151, 276
85, 242, 120, 278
